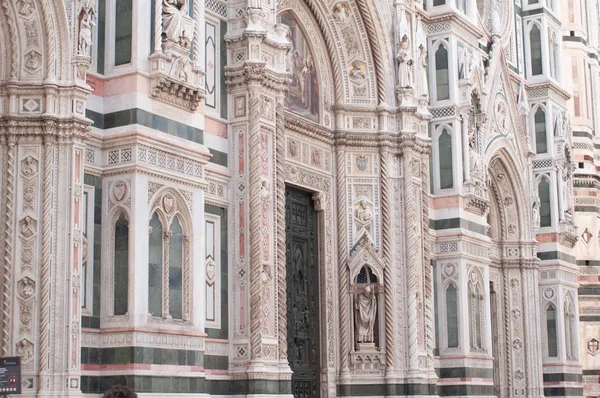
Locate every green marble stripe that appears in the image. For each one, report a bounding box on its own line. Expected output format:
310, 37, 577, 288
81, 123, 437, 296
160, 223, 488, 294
81, 376, 292, 395
573, 130, 594, 139
537, 251, 576, 264
428, 217, 488, 235
85, 108, 228, 166
543, 373, 582, 382
338, 383, 438, 396
80, 346, 204, 367
544, 387, 584, 397
437, 367, 494, 379
578, 260, 600, 266
580, 316, 600, 322
575, 205, 600, 213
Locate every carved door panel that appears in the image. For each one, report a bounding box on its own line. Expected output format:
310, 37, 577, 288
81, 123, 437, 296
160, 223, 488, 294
286, 187, 320, 398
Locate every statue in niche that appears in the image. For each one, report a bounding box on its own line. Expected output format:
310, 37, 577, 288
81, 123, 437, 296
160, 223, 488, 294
355, 284, 377, 343
396, 35, 413, 89
417, 45, 429, 98
532, 198, 540, 231
162, 0, 193, 47
553, 112, 563, 137
78, 9, 96, 56
468, 124, 482, 176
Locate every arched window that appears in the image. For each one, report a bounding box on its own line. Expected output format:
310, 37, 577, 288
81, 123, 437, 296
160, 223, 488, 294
148, 213, 163, 317
439, 129, 454, 189
169, 217, 183, 320
534, 108, 547, 154
435, 46, 450, 101
546, 305, 558, 357
114, 214, 129, 316
446, 284, 459, 348
530, 25, 543, 76
538, 178, 552, 227
148, 194, 191, 322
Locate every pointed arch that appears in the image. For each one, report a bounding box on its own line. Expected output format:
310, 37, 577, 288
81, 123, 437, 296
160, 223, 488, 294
537, 176, 552, 228
528, 22, 543, 76
148, 188, 194, 321
434, 43, 450, 101
445, 282, 459, 348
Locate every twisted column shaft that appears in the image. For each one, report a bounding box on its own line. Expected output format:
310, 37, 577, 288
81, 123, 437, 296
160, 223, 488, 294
379, 146, 395, 371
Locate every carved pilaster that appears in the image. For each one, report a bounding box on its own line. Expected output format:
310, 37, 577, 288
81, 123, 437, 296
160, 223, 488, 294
402, 142, 421, 376
1, 136, 16, 357
379, 143, 396, 375
226, 2, 290, 379
336, 142, 351, 378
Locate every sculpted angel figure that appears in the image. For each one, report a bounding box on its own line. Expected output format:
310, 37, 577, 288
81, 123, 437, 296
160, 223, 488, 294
356, 284, 377, 343
396, 35, 413, 89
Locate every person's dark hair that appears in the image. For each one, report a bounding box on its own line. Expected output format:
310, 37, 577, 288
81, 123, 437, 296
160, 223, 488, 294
102, 385, 138, 398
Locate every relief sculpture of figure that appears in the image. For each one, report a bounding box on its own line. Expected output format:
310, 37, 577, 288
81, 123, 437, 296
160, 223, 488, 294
396, 36, 413, 89
355, 284, 377, 343
163, 0, 191, 46
354, 199, 373, 223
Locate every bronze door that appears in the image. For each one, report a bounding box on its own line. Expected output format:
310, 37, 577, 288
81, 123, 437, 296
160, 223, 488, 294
285, 187, 320, 398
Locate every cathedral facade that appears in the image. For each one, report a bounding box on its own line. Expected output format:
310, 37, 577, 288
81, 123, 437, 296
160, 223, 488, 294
0, 0, 599, 397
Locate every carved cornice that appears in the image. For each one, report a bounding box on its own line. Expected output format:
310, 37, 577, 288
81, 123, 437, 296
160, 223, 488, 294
285, 113, 334, 145
332, 131, 431, 154
527, 81, 571, 102
225, 62, 289, 91
0, 115, 91, 140
423, 12, 486, 43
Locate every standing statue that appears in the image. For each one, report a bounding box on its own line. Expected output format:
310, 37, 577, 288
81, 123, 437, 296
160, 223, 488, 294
417, 45, 429, 98
163, 0, 192, 47
396, 36, 413, 89
532, 198, 540, 231
78, 11, 96, 56
355, 284, 377, 343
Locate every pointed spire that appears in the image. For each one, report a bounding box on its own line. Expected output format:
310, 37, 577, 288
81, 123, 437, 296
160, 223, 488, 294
415, 15, 426, 51
398, 9, 410, 44
518, 79, 529, 116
